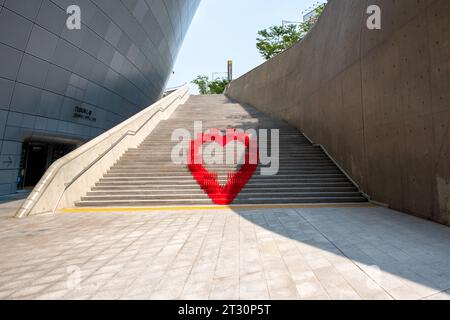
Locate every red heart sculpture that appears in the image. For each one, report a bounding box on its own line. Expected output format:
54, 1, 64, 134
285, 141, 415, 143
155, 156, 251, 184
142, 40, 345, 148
188, 129, 258, 205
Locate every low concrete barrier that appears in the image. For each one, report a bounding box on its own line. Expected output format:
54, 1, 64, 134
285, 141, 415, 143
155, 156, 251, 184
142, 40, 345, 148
16, 86, 190, 218
226, 0, 450, 225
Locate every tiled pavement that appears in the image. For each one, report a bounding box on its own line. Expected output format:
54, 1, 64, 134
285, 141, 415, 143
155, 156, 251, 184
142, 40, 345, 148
0, 200, 450, 300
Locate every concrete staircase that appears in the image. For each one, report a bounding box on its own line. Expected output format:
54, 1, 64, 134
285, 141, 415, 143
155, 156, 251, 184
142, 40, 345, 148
75, 95, 367, 207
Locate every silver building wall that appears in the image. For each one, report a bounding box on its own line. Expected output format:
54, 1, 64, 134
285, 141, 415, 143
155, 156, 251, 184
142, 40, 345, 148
0, 0, 200, 195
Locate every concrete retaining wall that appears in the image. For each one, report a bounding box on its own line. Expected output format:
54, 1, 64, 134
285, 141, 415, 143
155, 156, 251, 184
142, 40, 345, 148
226, 0, 450, 225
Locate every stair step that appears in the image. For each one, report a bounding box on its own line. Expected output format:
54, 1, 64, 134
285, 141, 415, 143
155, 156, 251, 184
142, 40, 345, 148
92, 182, 355, 189
105, 170, 340, 175
87, 187, 358, 195
95, 182, 352, 188
81, 191, 363, 201
109, 166, 336, 171
97, 175, 349, 180
103, 171, 342, 178
75, 197, 367, 207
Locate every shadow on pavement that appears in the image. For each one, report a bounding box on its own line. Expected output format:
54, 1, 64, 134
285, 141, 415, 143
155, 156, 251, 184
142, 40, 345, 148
235, 205, 450, 298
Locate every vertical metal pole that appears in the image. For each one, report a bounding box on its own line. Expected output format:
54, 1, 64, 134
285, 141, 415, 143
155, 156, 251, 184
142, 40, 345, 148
227, 60, 233, 82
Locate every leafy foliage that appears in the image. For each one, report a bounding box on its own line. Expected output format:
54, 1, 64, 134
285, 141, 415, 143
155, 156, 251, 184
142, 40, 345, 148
256, 4, 326, 60
208, 78, 230, 94
256, 24, 301, 60
191, 75, 230, 95
191, 75, 210, 95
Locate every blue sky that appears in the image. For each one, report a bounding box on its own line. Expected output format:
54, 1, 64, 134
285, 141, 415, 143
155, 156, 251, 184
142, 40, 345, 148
167, 0, 326, 93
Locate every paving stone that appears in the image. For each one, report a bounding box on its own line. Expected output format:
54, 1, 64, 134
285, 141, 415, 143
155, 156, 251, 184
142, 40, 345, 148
0, 198, 450, 300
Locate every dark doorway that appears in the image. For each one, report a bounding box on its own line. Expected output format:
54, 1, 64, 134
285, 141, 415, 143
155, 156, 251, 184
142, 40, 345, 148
23, 142, 48, 188
18, 141, 76, 189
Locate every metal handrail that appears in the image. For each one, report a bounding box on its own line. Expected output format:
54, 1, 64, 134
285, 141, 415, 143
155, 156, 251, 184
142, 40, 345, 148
51, 90, 187, 213
16, 86, 188, 218
64, 93, 185, 191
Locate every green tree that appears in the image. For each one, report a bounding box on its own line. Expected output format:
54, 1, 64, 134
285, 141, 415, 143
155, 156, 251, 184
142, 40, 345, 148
191, 75, 230, 95
208, 78, 230, 94
191, 75, 209, 95
256, 4, 326, 60
299, 4, 326, 35
256, 24, 301, 60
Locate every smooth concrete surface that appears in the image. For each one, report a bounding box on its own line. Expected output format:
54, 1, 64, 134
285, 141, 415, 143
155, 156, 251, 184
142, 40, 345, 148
0, 0, 200, 195
226, 0, 450, 225
16, 86, 189, 218
0, 205, 449, 300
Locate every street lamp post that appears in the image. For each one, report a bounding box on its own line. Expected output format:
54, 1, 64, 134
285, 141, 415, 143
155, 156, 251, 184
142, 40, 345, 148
211, 60, 233, 82
227, 60, 233, 82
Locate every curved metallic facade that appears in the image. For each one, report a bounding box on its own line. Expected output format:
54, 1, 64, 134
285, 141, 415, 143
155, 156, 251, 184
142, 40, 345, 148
0, 0, 200, 195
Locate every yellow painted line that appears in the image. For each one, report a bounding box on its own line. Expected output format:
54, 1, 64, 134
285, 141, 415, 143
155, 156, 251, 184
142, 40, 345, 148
60, 203, 375, 213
